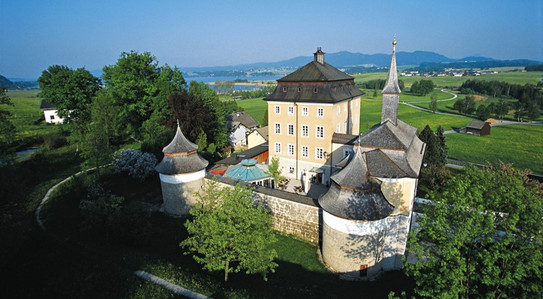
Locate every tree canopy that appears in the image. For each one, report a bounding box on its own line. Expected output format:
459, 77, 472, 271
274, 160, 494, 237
102, 51, 185, 134
410, 79, 435, 96
0, 87, 16, 160
181, 180, 278, 282
38, 65, 101, 122
405, 164, 543, 297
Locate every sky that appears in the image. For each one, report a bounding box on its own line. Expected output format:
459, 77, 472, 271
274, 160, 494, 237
1, 0, 542, 79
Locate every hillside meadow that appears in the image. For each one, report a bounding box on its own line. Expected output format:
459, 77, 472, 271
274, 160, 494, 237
353, 70, 543, 87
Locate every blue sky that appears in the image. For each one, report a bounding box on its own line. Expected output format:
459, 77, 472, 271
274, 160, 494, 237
1, 0, 542, 79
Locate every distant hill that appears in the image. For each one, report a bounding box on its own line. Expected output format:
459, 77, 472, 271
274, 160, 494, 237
0, 74, 15, 89
182, 50, 540, 77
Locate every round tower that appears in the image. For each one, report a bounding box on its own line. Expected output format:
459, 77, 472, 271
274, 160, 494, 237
155, 123, 208, 216
318, 146, 394, 280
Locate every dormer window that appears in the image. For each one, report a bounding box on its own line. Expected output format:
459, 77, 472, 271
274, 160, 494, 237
297, 87, 302, 93
282, 87, 287, 93
313, 87, 318, 93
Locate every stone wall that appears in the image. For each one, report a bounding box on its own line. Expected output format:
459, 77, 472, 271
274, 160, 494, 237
208, 175, 321, 244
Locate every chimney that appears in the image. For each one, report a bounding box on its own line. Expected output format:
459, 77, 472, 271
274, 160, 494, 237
314, 47, 325, 64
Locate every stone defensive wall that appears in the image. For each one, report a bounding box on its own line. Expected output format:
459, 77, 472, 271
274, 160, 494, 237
205, 174, 321, 244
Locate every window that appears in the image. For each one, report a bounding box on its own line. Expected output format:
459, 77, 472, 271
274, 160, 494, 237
313, 87, 318, 93
289, 167, 295, 173
288, 144, 295, 156
344, 103, 347, 112
288, 124, 294, 136
337, 106, 340, 115
344, 120, 348, 133
343, 149, 353, 158
316, 147, 324, 160
275, 105, 280, 114
282, 87, 287, 93
317, 107, 324, 117
336, 123, 340, 133
301, 125, 309, 137
316, 126, 324, 139
274, 122, 281, 134
288, 106, 294, 115
274, 142, 281, 154
302, 107, 308, 116
297, 87, 302, 93
50, 115, 55, 120
350, 101, 353, 109
301, 146, 309, 158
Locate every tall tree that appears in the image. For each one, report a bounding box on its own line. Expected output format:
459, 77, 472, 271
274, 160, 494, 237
181, 180, 278, 282
38, 65, 101, 122
102, 51, 185, 135
405, 164, 543, 298
429, 95, 438, 113
0, 87, 16, 161
166, 81, 227, 151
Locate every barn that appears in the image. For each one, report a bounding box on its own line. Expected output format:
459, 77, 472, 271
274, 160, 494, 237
465, 120, 491, 136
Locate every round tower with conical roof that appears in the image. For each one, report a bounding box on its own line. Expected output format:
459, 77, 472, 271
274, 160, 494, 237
155, 123, 208, 216
319, 145, 395, 280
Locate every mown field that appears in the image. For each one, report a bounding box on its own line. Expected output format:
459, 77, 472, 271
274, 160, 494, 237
446, 124, 543, 174
353, 70, 543, 87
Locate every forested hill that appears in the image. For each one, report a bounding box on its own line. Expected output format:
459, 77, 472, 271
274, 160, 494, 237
0, 74, 15, 89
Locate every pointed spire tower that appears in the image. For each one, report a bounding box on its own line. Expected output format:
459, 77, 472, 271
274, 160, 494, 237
381, 36, 401, 126
155, 121, 208, 216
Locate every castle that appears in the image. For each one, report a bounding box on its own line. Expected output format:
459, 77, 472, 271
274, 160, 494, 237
155, 39, 425, 280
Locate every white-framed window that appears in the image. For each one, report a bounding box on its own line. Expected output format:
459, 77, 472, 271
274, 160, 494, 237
288, 144, 295, 156
301, 125, 309, 137
350, 100, 353, 109
316, 126, 324, 139
301, 145, 309, 158
344, 120, 348, 133
274, 122, 281, 134
344, 103, 347, 112
274, 142, 281, 154
316, 147, 324, 160
282, 87, 287, 93
302, 107, 308, 116
356, 98, 359, 107
288, 106, 294, 115
354, 115, 357, 125
336, 123, 341, 133
275, 105, 280, 114
337, 106, 340, 115
317, 107, 324, 117
288, 123, 294, 136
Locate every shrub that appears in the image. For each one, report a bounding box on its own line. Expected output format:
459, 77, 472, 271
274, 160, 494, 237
41, 132, 67, 150
114, 149, 157, 181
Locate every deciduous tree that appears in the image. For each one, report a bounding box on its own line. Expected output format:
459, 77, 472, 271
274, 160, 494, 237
181, 180, 278, 282
38, 65, 100, 122
0, 87, 16, 161
405, 164, 543, 298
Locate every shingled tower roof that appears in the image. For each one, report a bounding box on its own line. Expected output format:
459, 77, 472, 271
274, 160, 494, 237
155, 122, 208, 175
264, 48, 364, 104
319, 145, 394, 221
381, 37, 401, 125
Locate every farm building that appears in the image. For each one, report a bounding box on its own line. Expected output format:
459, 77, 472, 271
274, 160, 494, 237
465, 119, 491, 136
40, 100, 64, 124
226, 111, 259, 148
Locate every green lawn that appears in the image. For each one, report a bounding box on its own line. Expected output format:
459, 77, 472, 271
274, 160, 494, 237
446, 124, 543, 174
236, 97, 267, 125
353, 71, 543, 88
5, 89, 59, 143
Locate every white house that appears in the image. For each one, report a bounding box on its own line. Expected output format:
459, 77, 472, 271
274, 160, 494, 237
226, 111, 259, 148
40, 100, 64, 124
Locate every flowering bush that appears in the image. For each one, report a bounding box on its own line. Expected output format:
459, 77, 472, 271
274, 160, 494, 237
114, 149, 157, 181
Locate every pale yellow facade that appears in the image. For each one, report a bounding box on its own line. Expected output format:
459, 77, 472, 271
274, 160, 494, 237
267, 96, 361, 180
247, 129, 268, 149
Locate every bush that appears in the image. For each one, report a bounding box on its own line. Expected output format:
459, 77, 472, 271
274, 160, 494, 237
41, 132, 67, 150
114, 149, 157, 181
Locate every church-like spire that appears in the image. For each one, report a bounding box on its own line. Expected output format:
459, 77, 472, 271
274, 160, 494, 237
382, 36, 401, 94
381, 36, 401, 125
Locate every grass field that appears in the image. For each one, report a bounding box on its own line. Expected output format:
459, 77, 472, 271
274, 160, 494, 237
446, 124, 543, 174
5, 89, 59, 143
353, 71, 543, 88
236, 97, 267, 125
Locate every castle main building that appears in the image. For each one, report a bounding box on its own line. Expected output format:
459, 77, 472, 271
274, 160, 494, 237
264, 48, 364, 184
